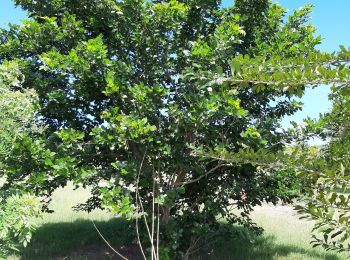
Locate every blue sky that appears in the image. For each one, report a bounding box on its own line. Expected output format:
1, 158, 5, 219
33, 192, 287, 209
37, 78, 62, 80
1, 0, 350, 127
0, 1, 27, 28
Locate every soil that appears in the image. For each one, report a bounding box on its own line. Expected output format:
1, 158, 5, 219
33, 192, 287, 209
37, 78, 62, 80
56, 244, 143, 260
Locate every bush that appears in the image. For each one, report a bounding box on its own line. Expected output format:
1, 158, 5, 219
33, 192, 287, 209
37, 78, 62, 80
0, 193, 41, 258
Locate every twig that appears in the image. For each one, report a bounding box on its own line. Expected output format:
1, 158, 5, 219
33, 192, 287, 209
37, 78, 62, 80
137, 182, 157, 259
92, 220, 128, 260
176, 163, 232, 187
156, 200, 160, 260
135, 149, 157, 259
135, 149, 147, 260
151, 161, 156, 260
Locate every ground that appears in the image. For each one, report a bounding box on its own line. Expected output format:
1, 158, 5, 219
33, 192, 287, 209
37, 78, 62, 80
9, 184, 349, 260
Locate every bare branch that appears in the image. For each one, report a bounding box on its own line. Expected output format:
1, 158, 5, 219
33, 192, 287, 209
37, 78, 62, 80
92, 220, 128, 260
176, 163, 233, 187
135, 149, 157, 259
135, 149, 148, 260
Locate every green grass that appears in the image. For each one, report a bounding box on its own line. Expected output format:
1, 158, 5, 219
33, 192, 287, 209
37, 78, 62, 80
10, 184, 135, 260
195, 205, 348, 260
10, 185, 350, 259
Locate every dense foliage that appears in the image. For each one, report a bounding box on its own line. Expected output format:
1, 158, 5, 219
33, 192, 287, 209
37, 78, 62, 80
198, 46, 350, 252
0, 193, 41, 258
0, 62, 41, 258
296, 82, 350, 252
1, 0, 350, 258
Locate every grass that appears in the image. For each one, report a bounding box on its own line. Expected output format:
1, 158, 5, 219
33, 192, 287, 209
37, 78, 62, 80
9, 185, 350, 259
10, 184, 136, 260
196, 205, 348, 260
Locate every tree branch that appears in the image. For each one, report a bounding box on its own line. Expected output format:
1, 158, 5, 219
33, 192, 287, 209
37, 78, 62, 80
175, 162, 233, 187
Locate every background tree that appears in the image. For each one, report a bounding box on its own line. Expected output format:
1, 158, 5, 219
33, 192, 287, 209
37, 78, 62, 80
0, 0, 329, 258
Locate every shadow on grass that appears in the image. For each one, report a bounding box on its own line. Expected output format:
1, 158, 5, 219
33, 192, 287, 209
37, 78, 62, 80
194, 225, 341, 260
18, 220, 343, 260
18, 218, 136, 260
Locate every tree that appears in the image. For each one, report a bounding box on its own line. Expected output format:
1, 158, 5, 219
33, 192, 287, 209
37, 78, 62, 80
196, 45, 350, 253
294, 79, 350, 252
0, 62, 41, 258
0, 0, 331, 258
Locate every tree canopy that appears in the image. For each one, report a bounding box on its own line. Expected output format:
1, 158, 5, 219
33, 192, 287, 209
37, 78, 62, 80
1, 0, 350, 258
